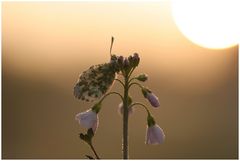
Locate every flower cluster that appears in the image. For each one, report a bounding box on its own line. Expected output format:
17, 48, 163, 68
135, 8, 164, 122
110, 53, 140, 77
74, 37, 165, 159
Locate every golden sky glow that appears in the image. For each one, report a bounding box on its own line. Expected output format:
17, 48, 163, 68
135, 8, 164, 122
2, 2, 237, 92
2, 2, 238, 159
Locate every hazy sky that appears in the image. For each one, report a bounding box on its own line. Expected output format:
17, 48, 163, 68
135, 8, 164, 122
2, 2, 238, 159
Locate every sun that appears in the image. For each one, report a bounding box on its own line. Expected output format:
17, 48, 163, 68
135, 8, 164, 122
171, 0, 239, 49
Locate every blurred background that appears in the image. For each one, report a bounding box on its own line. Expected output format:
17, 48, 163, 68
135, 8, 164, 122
2, 1, 238, 159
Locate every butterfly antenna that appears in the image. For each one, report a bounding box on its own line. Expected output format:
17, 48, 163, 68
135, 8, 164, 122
110, 36, 114, 56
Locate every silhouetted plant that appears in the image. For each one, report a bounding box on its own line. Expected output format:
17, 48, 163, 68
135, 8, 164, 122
74, 37, 165, 159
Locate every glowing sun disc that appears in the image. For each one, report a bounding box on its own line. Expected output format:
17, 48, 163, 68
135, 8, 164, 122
171, 0, 239, 49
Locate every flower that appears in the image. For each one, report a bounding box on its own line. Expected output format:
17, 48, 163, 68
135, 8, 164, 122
118, 102, 134, 116
74, 63, 116, 102
146, 124, 165, 145
146, 114, 165, 144
142, 88, 160, 108
75, 109, 99, 132
118, 96, 133, 116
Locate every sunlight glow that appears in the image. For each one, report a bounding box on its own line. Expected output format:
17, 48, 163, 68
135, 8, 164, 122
171, 0, 239, 49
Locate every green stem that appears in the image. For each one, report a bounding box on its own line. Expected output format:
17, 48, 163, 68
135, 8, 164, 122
99, 91, 123, 104
129, 102, 150, 115
122, 65, 136, 159
128, 67, 136, 79
123, 76, 129, 159
89, 143, 100, 159
128, 82, 144, 90
115, 78, 125, 87
128, 77, 136, 84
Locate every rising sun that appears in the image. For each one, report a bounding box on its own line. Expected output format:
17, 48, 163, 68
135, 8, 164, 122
171, 0, 239, 49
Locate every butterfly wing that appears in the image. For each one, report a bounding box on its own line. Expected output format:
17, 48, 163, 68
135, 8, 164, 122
74, 63, 116, 102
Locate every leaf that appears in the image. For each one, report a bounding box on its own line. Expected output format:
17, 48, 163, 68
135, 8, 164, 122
87, 128, 94, 139
85, 155, 95, 159
79, 133, 85, 140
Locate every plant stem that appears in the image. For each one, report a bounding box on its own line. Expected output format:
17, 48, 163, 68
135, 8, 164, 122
123, 76, 129, 159
99, 91, 124, 104
128, 82, 144, 90
128, 67, 136, 79
89, 143, 100, 159
115, 78, 125, 87
129, 102, 150, 115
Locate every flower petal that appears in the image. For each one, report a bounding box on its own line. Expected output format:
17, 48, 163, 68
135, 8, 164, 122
146, 124, 165, 144
91, 115, 99, 132
146, 93, 160, 107
118, 102, 134, 116
75, 110, 98, 131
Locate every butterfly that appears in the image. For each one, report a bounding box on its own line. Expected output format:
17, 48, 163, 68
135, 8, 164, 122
74, 55, 119, 102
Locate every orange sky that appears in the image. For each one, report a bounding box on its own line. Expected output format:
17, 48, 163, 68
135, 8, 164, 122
2, 2, 238, 159
3, 2, 237, 92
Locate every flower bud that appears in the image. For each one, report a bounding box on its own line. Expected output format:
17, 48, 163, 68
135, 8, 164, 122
123, 58, 130, 68
132, 53, 140, 67
136, 73, 148, 82
123, 58, 131, 75
128, 55, 134, 66
146, 92, 160, 107
142, 88, 160, 108
117, 56, 124, 67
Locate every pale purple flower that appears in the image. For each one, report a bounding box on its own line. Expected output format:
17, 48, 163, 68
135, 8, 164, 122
118, 102, 134, 116
146, 92, 160, 108
146, 124, 165, 144
75, 109, 99, 132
